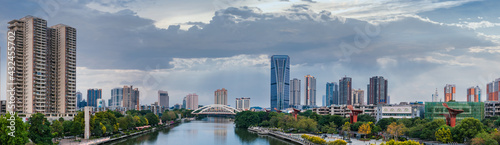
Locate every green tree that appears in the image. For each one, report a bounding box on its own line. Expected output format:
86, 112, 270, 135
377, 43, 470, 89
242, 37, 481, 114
453, 118, 485, 142
70, 121, 83, 136
358, 114, 376, 122
376, 118, 397, 130
92, 122, 104, 137
28, 113, 53, 144
114, 123, 119, 132
51, 120, 64, 138
58, 117, 64, 123
435, 127, 452, 143
62, 120, 73, 136
328, 139, 347, 145
234, 111, 260, 128
0, 112, 30, 145
471, 132, 498, 145
145, 113, 160, 126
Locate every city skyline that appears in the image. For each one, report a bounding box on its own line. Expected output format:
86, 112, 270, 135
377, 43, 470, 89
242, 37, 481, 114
1, 1, 500, 108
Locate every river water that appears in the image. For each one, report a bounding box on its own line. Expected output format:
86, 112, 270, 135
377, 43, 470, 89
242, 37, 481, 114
104, 117, 297, 145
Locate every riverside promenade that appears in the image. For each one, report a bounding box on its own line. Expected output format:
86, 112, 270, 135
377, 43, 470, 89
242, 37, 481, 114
248, 127, 321, 145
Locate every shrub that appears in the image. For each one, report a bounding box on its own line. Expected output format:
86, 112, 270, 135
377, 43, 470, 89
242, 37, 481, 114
327, 139, 347, 145
380, 139, 422, 145
301, 134, 325, 144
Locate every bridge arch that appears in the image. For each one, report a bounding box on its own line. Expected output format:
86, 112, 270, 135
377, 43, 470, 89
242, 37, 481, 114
191, 104, 241, 115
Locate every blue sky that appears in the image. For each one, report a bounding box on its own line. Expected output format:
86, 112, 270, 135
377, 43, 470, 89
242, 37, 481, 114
0, 0, 499, 107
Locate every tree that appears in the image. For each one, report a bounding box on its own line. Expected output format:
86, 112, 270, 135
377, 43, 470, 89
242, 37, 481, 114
328, 139, 347, 145
0, 112, 30, 145
471, 132, 498, 145
376, 118, 397, 130
51, 120, 64, 138
145, 113, 159, 126
62, 121, 73, 136
386, 122, 407, 140
453, 118, 484, 142
70, 121, 83, 136
492, 131, 500, 144
234, 111, 260, 128
435, 127, 452, 143
358, 114, 376, 123
58, 117, 64, 123
92, 122, 104, 137
358, 122, 372, 139
28, 113, 53, 144
114, 123, 120, 132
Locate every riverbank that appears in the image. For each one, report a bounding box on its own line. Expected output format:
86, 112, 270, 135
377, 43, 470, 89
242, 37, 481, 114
59, 118, 192, 145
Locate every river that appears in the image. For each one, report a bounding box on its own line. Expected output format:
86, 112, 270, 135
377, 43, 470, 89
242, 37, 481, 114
104, 117, 297, 145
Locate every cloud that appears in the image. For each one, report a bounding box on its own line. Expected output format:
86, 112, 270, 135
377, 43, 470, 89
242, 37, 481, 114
1, 1, 500, 106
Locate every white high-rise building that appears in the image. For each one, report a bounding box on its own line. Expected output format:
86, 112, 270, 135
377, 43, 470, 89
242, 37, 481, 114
184, 93, 198, 110
6, 16, 76, 116
432, 88, 439, 102
236, 98, 250, 110
215, 88, 228, 105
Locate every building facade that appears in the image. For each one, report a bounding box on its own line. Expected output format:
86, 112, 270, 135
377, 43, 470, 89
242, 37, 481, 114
339, 77, 352, 105
184, 93, 199, 110
0, 100, 6, 114
425, 102, 484, 122
367, 76, 388, 105
312, 104, 377, 117
305, 75, 316, 107
485, 101, 500, 118
6, 16, 77, 116
111, 88, 123, 107
236, 98, 250, 110
467, 86, 481, 102
487, 78, 500, 101
123, 86, 140, 110
376, 105, 421, 121
432, 88, 439, 102
215, 88, 228, 105
290, 78, 301, 107
76, 91, 82, 109
87, 89, 102, 107
270, 55, 290, 111
352, 89, 364, 105
158, 90, 169, 108
444, 84, 456, 102
326, 82, 339, 106
96, 99, 106, 108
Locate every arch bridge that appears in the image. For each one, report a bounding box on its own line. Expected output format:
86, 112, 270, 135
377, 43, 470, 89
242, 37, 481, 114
191, 104, 241, 115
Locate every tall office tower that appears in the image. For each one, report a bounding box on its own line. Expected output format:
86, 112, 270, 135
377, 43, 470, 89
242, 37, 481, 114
87, 89, 102, 107
184, 93, 199, 110
352, 89, 364, 105
214, 88, 228, 105
322, 95, 326, 106
123, 86, 140, 110
304, 75, 317, 107
444, 84, 456, 102
339, 77, 352, 105
76, 91, 82, 109
326, 82, 339, 106
432, 88, 439, 102
467, 86, 481, 102
6, 16, 77, 115
289, 78, 301, 107
235, 98, 251, 110
487, 78, 500, 101
182, 99, 187, 109
158, 90, 169, 108
111, 88, 123, 107
270, 55, 290, 111
367, 76, 388, 105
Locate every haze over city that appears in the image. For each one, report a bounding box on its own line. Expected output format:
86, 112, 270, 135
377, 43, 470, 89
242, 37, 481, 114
1, 0, 500, 108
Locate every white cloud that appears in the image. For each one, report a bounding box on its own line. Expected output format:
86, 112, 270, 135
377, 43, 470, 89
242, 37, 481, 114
376, 57, 398, 68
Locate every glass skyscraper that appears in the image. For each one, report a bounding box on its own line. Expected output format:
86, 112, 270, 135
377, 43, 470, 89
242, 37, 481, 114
339, 77, 352, 105
270, 55, 290, 111
326, 82, 338, 106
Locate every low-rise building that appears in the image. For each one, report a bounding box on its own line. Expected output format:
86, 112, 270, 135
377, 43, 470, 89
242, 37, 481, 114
485, 101, 500, 118
312, 104, 377, 118
0, 100, 6, 114
376, 105, 421, 121
425, 102, 484, 122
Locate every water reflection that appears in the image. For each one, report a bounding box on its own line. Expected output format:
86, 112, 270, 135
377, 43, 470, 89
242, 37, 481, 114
104, 117, 296, 145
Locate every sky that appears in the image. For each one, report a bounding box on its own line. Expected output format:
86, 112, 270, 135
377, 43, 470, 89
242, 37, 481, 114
0, 0, 499, 108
